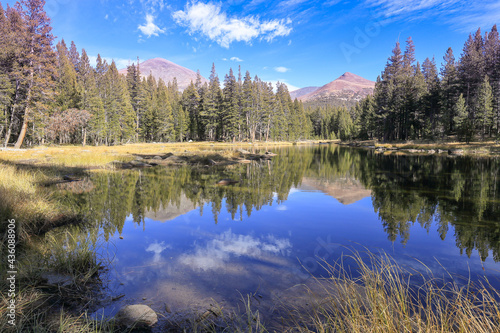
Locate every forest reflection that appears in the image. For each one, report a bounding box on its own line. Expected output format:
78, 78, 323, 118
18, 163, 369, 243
56, 145, 500, 262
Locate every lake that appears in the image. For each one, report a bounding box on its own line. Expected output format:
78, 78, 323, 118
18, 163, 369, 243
53, 144, 500, 325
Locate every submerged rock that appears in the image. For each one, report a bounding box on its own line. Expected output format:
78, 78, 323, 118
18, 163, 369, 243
115, 304, 158, 328
163, 153, 174, 159
448, 149, 464, 155
217, 179, 238, 186
129, 160, 152, 168
237, 148, 251, 154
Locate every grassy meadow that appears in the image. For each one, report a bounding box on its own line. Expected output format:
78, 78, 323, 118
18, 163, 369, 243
0, 141, 499, 332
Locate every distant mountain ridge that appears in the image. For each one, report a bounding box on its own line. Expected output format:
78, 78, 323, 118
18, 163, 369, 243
118, 58, 208, 91
290, 86, 319, 100
291, 72, 375, 107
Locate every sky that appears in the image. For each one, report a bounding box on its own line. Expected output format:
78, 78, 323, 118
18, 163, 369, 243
4, 0, 499, 91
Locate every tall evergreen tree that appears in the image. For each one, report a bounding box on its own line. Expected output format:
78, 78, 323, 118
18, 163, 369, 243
222, 68, 239, 142
422, 57, 441, 137
484, 25, 499, 137
202, 63, 221, 141
476, 75, 494, 138
79, 48, 105, 144
454, 94, 472, 143
182, 81, 200, 140
56, 39, 80, 110
441, 47, 460, 135
15, 0, 57, 148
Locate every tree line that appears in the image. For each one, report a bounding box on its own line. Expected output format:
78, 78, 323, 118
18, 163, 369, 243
0, 0, 311, 148
352, 25, 499, 142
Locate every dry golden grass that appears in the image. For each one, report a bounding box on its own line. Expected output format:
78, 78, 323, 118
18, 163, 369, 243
283, 250, 500, 333
0, 141, 324, 168
376, 140, 500, 152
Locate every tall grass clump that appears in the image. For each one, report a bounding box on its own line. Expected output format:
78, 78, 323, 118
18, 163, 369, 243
286, 250, 500, 332
0, 164, 62, 238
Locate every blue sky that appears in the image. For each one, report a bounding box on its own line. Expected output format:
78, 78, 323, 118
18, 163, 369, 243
5, 0, 499, 90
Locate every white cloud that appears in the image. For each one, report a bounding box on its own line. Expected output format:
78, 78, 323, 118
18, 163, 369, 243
276, 205, 288, 211
145, 241, 170, 262
138, 14, 165, 37
365, 0, 500, 32
266, 80, 300, 93
279, 0, 308, 8
230, 56, 243, 62
104, 14, 109, 20
274, 66, 290, 73
139, 0, 167, 12
172, 2, 292, 48
88, 56, 132, 70
179, 230, 292, 271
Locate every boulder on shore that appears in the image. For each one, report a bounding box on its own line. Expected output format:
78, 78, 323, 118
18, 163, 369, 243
115, 304, 158, 329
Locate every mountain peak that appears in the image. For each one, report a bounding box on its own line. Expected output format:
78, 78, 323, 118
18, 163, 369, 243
298, 72, 375, 104
337, 72, 370, 83
119, 57, 207, 91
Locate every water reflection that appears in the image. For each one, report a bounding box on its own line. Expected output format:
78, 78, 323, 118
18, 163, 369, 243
179, 230, 292, 272
50, 145, 500, 317
55, 145, 500, 262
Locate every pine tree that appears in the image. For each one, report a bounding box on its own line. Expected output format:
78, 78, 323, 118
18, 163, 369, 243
140, 73, 158, 141
182, 81, 200, 140
459, 29, 485, 108
56, 39, 80, 110
156, 78, 174, 141
0, 4, 15, 144
242, 71, 258, 142
126, 62, 141, 141
68, 40, 79, 73
222, 68, 239, 142
422, 57, 441, 138
476, 75, 493, 139
102, 61, 135, 144
441, 47, 460, 135
454, 94, 472, 143
15, 0, 57, 148
202, 63, 221, 141
484, 25, 499, 137
375, 41, 404, 141
79, 48, 105, 144
169, 78, 188, 141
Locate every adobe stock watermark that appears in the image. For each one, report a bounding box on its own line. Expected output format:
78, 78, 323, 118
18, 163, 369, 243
45, 0, 71, 19
283, 235, 341, 284
340, 16, 387, 64
5, 219, 17, 327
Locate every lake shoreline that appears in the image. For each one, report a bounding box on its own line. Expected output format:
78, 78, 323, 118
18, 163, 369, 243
2, 141, 500, 331
339, 139, 500, 156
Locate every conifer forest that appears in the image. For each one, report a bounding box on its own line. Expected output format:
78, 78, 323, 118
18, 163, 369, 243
0, 0, 499, 146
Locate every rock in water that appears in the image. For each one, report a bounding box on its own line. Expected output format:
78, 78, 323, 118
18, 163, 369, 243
448, 149, 464, 156
115, 304, 158, 328
217, 179, 238, 186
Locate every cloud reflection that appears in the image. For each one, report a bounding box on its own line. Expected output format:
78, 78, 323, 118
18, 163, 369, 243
145, 241, 170, 262
179, 230, 292, 271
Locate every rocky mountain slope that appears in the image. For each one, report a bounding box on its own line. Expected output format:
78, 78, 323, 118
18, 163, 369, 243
118, 58, 208, 91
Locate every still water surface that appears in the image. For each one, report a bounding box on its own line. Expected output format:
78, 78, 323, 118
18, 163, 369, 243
58, 145, 500, 320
